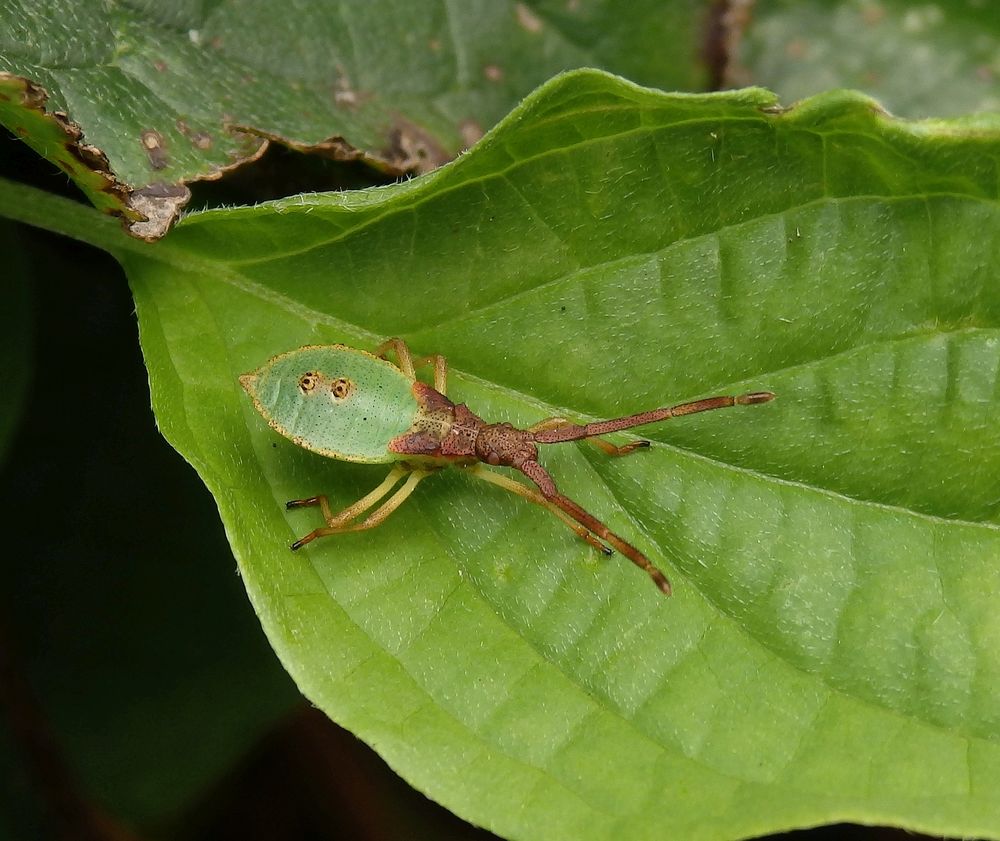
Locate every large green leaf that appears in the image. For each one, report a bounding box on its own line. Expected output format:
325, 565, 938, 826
732, 0, 1000, 118
0, 0, 709, 236
119, 71, 1000, 840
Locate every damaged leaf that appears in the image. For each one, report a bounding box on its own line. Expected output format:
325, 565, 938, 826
0, 0, 709, 238
0, 75, 138, 221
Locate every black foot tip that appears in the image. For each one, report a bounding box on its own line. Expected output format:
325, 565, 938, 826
290, 541, 302, 551
601, 546, 613, 557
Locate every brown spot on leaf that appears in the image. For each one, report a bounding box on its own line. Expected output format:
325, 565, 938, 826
129, 183, 191, 240
861, 3, 886, 25
175, 119, 214, 151
458, 119, 485, 149
382, 117, 450, 174
141, 129, 168, 170
225, 126, 266, 162
332, 67, 368, 111
515, 2, 544, 33
334, 90, 358, 109
483, 64, 504, 82
428, 38, 442, 52
153, 59, 167, 72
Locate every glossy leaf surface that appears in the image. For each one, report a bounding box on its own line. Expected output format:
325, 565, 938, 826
123, 72, 1000, 840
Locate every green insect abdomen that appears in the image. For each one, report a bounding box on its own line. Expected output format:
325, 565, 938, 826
241, 345, 417, 463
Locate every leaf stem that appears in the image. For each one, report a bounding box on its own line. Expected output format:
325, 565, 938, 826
0, 177, 145, 258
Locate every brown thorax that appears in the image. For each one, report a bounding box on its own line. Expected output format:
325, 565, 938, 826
389, 382, 538, 468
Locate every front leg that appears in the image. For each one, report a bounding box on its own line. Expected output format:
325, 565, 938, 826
286, 465, 408, 548
290, 468, 432, 550
374, 337, 449, 394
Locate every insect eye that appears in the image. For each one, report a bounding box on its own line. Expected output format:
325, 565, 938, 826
298, 372, 317, 393
330, 377, 353, 400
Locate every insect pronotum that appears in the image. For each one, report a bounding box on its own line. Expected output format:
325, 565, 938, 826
240, 339, 774, 595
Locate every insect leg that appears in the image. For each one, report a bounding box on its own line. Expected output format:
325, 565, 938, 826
518, 459, 672, 595
374, 337, 448, 392
287, 465, 408, 527
528, 417, 649, 457
412, 353, 448, 394
531, 392, 774, 445
374, 337, 416, 378
291, 469, 432, 549
467, 464, 611, 556
587, 438, 650, 457
527, 416, 571, 434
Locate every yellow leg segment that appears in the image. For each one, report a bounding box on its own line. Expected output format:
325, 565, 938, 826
374, 337, 448, 394
291, 469, 431, 549
286, 465, 408, 526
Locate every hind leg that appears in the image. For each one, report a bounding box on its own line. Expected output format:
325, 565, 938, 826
468, 464, 612, 556
528, 416, 649, 456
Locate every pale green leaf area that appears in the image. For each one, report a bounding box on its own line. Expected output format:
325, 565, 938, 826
736, 0, 1000, 118
122, 71, 1000, 840
0, 0, 708, 190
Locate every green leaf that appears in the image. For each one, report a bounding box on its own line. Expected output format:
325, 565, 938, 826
0, 0, 709, 236
732, 0, 1000, 118
122, 71, 1000, 840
